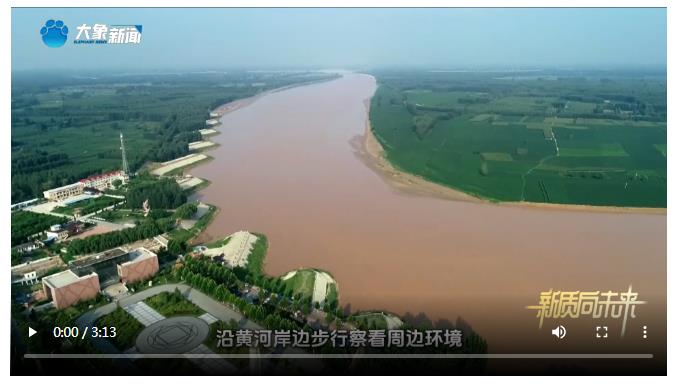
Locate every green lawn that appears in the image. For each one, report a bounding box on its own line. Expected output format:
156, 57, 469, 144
245, 233, 268, 275
95, 307, 143, 350
168, 204, 218, 245
281, 269, 316, 299
96, 209, 146, 223
205, 236, 231, 249
144, 290, 203, 317
52, 195, 121, 216
352, 312, 388, 330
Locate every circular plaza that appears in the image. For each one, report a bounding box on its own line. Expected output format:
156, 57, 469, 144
135, 316, 210, 354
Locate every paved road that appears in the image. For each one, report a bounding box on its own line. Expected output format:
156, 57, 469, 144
76, 283, 260, 330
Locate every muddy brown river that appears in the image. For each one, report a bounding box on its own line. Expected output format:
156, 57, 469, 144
191, 74, 666, 359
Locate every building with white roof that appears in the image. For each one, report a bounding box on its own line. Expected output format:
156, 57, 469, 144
42, 270, 100, 309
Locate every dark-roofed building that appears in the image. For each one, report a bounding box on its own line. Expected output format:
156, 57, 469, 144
40, 247, 160, 309
69, 247, 158, 287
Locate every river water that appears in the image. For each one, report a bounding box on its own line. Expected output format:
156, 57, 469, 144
191, 74, 665, 358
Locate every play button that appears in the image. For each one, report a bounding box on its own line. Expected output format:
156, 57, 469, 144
28, 327, 37, 338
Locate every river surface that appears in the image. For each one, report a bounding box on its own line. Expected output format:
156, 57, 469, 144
191, 74, 666, 359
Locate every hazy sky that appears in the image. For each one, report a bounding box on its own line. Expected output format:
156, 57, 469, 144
12, 8, 667, 71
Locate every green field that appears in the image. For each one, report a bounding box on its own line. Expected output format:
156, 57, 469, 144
558, 143, 628, 157
369, 70, 666, 207
654, 144, 667, 157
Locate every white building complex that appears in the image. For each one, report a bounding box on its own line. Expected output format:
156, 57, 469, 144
42, 182, 84, 201
43, 170, 127, 201
80, 171, 128, 190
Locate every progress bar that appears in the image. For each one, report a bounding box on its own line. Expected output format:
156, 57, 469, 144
25, 353, 654, 359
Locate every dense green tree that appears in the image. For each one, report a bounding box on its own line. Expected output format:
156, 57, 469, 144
173, 202, 198, 220
167, 239, 188, 255
125, 178, 186, 209
11, 211, 67, 246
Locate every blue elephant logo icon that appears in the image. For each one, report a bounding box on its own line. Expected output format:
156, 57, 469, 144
40, 19, 68, 48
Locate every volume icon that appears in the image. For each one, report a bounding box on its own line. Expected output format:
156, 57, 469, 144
551, 325, 566, 339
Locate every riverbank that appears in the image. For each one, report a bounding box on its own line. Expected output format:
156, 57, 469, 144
210, 75, 340, 119
148, 89, 292, 188
361, 99, 666, 215
211, 92, 266, 117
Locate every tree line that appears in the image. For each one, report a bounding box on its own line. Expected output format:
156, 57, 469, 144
177, 257, 300, 331
66, 218, 174, 256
